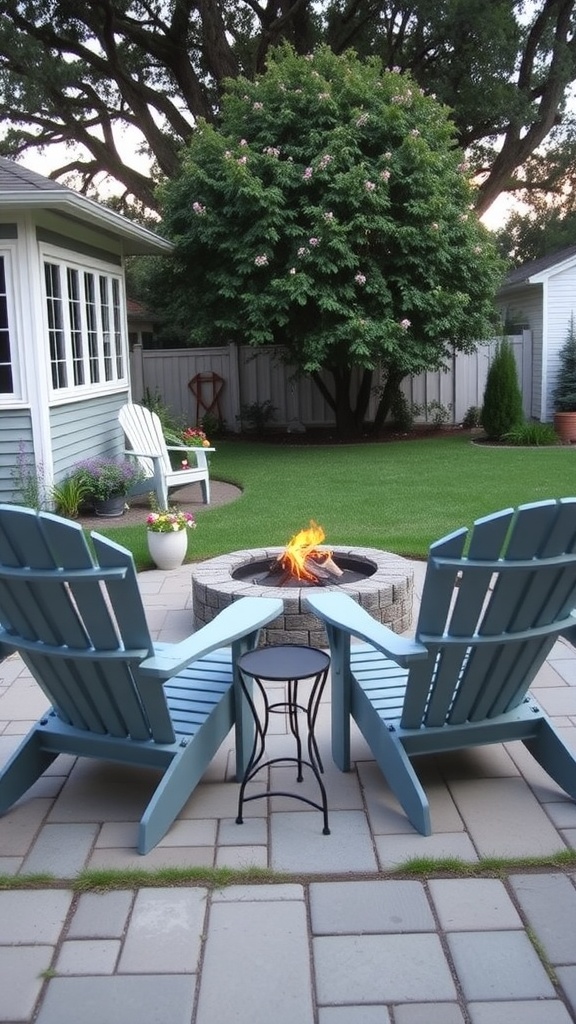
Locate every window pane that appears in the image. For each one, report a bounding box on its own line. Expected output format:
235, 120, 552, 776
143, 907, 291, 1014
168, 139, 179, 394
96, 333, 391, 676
112, 278, 124, 378
84, 272, 99, 383
44, 262, 67, 389
67, 267, 84, 386
99, 276, 112, 381
0, 256, 13, 394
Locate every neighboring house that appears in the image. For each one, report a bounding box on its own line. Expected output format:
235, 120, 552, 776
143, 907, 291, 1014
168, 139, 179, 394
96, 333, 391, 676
496, 245, 576, 422
0, 158, 173, 503
127, 297, 160, 351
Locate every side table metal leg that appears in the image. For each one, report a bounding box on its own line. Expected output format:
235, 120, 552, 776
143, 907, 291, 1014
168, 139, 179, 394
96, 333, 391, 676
236, 673, 269, 825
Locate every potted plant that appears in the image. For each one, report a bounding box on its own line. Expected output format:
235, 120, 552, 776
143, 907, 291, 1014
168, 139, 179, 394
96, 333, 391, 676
146, 508, 197, 569
552, 314, 576, 442
75, 457, 145, 517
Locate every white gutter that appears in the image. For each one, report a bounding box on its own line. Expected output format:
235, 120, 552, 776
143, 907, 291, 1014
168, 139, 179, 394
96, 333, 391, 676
0, 190, 173, 253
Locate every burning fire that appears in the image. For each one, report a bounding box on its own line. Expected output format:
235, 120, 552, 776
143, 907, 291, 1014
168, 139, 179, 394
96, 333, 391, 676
276, 520, 343, 583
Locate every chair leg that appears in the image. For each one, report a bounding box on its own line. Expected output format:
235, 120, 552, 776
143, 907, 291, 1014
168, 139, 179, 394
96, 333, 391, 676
138, 701, 232, 854
524, 718, 576, 801
354, 688, 431, 835
0, 728, 58, 813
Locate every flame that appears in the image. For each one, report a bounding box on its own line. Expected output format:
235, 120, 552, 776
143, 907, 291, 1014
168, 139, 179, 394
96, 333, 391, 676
278, 520, 327, 581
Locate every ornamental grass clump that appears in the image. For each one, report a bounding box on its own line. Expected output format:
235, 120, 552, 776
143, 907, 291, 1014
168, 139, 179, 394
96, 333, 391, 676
146, 509, 196, 533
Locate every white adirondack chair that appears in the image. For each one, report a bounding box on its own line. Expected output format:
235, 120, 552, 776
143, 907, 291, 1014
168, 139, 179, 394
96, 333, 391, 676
119, 403, 215, 508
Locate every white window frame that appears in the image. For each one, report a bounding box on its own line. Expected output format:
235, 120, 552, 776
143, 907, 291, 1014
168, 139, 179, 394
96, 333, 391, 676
40, 246, 128, 399
0, 246, 22, 403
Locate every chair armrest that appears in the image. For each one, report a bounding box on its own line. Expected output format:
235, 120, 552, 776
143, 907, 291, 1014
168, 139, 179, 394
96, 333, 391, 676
305, 592, 428, 665
124, 449, 162, 461
139, 597, 283, 678
165, 445, 216, 453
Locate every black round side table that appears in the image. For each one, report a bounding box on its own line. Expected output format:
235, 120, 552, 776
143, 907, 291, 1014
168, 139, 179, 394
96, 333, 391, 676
235, 644, 331, 835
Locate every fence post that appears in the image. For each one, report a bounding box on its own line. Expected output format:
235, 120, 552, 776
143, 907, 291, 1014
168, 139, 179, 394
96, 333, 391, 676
227, 341, 242, 432
129, 343, 145, 402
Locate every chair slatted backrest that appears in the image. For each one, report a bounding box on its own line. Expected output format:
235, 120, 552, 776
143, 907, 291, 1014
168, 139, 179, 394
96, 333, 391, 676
401, 499, 576, 730
119, 403, 172, 479
0, 505, 176, 743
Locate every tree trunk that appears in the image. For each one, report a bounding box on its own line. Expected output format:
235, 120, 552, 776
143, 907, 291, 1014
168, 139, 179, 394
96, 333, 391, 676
372, 369, 406, 432
311, 365, 374, 437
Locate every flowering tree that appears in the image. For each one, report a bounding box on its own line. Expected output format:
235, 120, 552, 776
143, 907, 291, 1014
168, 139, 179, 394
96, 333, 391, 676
157, 45, 504, 435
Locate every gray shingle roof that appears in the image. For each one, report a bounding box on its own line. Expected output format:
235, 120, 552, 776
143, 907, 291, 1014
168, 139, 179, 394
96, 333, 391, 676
505, 244, 576, 285
0, 156, 69, 193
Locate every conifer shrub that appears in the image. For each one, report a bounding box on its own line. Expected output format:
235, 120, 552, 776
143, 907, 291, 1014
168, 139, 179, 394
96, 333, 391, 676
481, 339, 524, 440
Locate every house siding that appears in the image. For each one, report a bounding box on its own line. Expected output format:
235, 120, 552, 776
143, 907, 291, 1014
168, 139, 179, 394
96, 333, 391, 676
50, 393, 129, 481
544, 269, 576, 420
0, 408, 33, 502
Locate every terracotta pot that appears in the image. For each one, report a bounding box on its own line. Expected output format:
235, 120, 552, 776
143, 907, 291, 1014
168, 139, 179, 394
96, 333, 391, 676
553, 411, 576, 443
147, 529, 188, 570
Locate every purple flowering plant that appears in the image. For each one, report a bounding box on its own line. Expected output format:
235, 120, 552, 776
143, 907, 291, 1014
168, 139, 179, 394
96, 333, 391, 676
74, 457, 145, 501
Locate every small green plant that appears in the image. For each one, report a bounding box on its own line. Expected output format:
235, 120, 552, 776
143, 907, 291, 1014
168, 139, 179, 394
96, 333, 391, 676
201, 412, 223, 438
11, 441, 46, 509
389, 389, 414, 431
52, 472, 91, 519
142, 387, 183, 434
462, 406, 482, 429
481, 339, 524, 440
237, 400, 277, 435
412, 400, 453, 427
502, 422, 560, 446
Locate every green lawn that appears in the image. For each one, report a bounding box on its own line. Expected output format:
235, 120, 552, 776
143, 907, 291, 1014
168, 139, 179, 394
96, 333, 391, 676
101, 434, 576, 564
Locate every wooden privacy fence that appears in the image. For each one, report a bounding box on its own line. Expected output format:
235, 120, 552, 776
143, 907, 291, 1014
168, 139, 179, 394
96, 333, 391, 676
129, 333, 531, 431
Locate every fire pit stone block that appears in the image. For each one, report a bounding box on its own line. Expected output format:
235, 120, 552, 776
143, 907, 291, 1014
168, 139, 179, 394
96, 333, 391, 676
191, 547, 414, 646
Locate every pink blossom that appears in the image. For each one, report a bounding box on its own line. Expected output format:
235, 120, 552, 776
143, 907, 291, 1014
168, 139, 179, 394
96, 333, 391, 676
355, 272, 366, 286
254, 254, 269, 267
319, 154, 333, 169
240, 138, 248, 147
324, 211, 334, 221
289, 268, 296, 275
356, 113, 369, 126
237, 156, 248, 165
297, 246, 309, 257
303, 167, 313, 180
364, 180, 376, 192
309, 237, 320, 246
192, 202, 206, 215
224, 150, 232, 159
431, 222, 439, 230
319, 92, 330, 100
253, 102, 263, 110
379, 170, 390, 182
400, 318, 411, 330
263, 146, 280, 158
410, 128, 420, 137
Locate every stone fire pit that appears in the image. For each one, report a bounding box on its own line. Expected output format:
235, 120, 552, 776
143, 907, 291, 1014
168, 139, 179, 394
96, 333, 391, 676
192, 546, 414, 646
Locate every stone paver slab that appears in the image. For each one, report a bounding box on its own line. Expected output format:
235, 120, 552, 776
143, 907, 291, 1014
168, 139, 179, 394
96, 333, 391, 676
55, 939, 120, 974
510, 873, 576, 964
428, 878, 522, 930
67, 891, 133, 938
0, 945, 53, 1022
119, 887, 207, 974
469, 1001, 574, 1024
447, 931, 556, 1000
375, 831, 478, 869
448, 778, 567, 857
319, 1008, 391, 1024
310, 880, 435, 934
556, 965, 576, 1017
314, 934, 456, 1004
196, 897, 314, 1024
35, 975, 196, 1024
22, 823, 98, 876
271, 810, 377, 873
394, 1005, 465, 1024
0, 889, 72, 943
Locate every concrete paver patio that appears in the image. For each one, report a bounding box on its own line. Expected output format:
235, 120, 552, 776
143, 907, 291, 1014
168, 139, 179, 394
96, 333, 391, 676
1, 558, 576, 1022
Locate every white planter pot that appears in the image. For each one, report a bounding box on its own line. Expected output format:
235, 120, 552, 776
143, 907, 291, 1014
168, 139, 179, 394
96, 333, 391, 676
147, 529, 188, 570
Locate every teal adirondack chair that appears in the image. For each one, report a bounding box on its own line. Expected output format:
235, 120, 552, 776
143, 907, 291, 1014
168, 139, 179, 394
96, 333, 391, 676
306, 499, 576, 835
0, 505, 282, 853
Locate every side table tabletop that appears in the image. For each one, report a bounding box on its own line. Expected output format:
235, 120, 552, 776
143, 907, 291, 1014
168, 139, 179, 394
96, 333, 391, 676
235, 644, 331, 834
